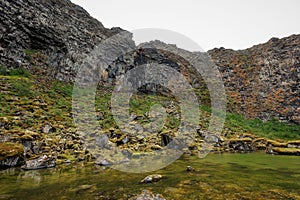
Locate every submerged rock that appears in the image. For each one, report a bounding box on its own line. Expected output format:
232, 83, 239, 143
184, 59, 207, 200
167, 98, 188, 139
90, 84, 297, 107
140, 174, 163, 183
130, 190, 166, 200
21, 155, 56, 170
69, 184, 95, 193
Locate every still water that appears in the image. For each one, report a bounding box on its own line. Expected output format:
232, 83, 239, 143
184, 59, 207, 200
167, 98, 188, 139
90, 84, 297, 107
1, 153, 299, 199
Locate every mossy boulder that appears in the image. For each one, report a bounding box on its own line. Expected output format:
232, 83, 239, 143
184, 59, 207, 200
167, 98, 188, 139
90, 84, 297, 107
0, 142, 25, 169
271, 147, 300, 156
266, 140, 288, 147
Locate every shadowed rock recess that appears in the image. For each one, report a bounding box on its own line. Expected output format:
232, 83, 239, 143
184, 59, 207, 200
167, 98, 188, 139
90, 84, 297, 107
0, 0, 300, 169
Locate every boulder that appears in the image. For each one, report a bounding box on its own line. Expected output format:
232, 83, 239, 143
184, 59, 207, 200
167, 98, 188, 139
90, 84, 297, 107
0, 142, 25, 169
21, 155, 56, 170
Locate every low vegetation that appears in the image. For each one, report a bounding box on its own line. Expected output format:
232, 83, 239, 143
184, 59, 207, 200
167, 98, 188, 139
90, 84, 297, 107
0, 71, 299, 143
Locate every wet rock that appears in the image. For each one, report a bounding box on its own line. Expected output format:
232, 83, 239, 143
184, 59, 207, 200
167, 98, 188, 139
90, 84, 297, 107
21, 155, 56, 170
0, 142, 25, 169
0, 155, 25, 169
140, 174, 163, 183
186, 166, 195, 172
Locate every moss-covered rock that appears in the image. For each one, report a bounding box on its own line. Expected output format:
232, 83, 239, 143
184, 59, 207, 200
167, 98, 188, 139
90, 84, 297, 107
0, 142, 24, 169
271, 147, 300, 156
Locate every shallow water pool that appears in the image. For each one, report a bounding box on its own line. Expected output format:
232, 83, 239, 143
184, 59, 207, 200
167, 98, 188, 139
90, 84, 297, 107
1, 153, 299, 199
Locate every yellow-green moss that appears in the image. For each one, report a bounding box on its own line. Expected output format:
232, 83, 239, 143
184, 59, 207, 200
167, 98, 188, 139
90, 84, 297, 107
0, 142, 24, 160
272, 147, 300, 155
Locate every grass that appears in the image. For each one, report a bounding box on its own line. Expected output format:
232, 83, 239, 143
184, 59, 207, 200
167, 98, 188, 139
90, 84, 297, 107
49, 81, 73, 98
24, 49, 36, 61
224, 112, 300, 140
0, 72, 299, 142
0, 65, 31, 78
94, 91, 182, 132
12, 81, 33, 97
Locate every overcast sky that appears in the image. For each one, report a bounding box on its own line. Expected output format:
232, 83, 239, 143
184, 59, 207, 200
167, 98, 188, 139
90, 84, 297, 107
71, 0, 300, 51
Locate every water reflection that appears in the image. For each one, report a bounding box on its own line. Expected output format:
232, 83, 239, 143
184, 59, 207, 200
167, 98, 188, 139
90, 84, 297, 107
17, 170, 43, 185
0, 153, 299, 199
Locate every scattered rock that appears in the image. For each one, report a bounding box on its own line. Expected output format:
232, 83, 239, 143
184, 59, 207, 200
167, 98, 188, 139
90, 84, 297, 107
42, 124, 56, 134
140, 174, 163, 183
186, 166, 195, 172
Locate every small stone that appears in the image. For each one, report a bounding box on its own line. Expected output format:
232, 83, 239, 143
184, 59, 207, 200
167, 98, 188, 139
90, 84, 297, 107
186, 166, 195, 172
42, 124, 55, 134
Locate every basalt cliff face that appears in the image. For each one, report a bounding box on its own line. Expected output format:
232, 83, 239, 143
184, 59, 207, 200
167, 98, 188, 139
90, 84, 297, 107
0, 0, 299, 125
0, 0, 121, 81
209, 35, 300, 124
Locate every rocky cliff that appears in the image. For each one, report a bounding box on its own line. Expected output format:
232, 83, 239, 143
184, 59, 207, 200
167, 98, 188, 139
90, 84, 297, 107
0, 0, 299, 125
209, 35, 300, 124
0, 0, 121, 81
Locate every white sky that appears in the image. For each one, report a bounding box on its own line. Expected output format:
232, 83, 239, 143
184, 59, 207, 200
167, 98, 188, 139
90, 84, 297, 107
71, 0, 300, 51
